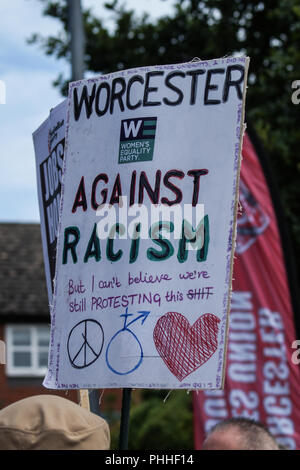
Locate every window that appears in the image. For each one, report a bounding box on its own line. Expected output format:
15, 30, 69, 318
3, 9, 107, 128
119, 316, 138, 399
5, 325, 50, 377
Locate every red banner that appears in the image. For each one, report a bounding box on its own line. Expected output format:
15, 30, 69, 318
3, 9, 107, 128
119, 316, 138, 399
193, 132, 300, 450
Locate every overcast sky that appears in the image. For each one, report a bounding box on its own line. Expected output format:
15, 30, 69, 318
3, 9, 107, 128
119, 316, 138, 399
0, 0, 174, 223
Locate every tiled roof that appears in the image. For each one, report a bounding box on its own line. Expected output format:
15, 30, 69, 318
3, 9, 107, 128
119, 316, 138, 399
0, 223, 50, 317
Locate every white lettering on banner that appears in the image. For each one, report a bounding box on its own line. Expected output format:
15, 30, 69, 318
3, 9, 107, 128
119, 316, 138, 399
264, 396, 292, 416
267, 417, 294, 437
229, 331, 256, 342
259, 308, 284, 330
203, 389, 259, 434
229, 390, 259, 412
202, 292, 259, 432
277, 437, 296, 449
259, 308, 296, 449
230, 291, 252, 310
264, 362, 289, 381
46, 193, 61, 244
200, 294, 296, 449
228, 363, 256, 383
264, 379, 289, 395
204, 398, 228, 418
228, 343, 256, 362
229, 312, 256, 331
228, 292, 257, 383
203, 390, 226, 433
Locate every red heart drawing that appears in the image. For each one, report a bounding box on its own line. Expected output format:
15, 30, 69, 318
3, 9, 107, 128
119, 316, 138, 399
153, 312, 220, 381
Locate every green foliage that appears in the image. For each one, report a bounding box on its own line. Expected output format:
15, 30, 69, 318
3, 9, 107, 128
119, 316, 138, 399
128, 390, 193, 450
29, 0, 300, 448
108, 390, 193, 450
129, 390, 194, 450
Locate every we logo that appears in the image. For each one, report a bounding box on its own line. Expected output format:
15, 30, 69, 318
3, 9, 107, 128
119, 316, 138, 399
123, 120, 143, 138
118, 117, 157, 164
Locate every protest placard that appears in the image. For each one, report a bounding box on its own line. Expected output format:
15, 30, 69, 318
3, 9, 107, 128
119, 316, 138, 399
33, 100, 67, 301
44, 57, 249, 390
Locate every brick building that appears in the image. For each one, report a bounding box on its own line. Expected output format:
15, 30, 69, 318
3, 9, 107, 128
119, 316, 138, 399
0, 223, 121, 419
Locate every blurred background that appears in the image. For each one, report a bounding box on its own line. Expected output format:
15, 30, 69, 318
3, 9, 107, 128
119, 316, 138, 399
1, 0, 300, 261
1, 0, 300, 450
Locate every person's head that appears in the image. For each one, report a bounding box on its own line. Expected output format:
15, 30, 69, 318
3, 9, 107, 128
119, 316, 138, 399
202, 417, 280, 450
0, 394, 110, 450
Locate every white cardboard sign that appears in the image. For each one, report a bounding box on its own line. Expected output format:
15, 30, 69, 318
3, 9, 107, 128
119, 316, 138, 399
33, 100, 67, 302
44, 57, 249, 390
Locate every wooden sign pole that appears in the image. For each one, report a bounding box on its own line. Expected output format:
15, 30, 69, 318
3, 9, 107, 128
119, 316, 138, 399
67, 0, 130, 451
78, 388, 132, 451
77, 389, 90, 410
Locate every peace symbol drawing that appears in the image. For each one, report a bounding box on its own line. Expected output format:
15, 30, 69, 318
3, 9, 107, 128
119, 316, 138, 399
67, 319, 104, 369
